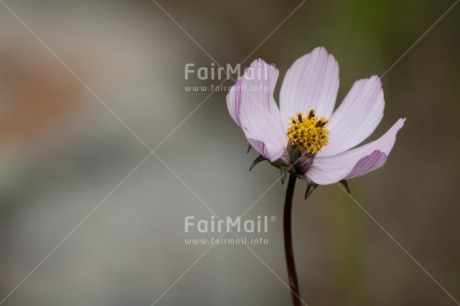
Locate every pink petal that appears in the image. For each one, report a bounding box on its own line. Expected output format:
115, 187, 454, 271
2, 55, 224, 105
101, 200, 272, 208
318, 76, 384, 157
280, 47, 339, 130
246, 138, 286, 164
237, 59, 287, 162
306, 118, 405, 185
345, 150, 387, 179
226, 78, 243, 126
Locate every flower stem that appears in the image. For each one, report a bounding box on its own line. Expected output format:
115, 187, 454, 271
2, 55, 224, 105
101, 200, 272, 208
284, 173, 301, 306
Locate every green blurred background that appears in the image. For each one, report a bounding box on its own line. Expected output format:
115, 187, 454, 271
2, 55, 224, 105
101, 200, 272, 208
0, 0, 459, 305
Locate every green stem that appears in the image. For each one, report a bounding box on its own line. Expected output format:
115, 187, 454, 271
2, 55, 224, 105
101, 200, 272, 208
284, 173, 301, 306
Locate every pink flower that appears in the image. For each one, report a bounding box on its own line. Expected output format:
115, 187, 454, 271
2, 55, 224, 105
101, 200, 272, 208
227, 47, 405, 185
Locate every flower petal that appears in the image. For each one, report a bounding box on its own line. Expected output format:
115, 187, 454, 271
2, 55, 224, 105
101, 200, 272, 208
345, 150, 387, 179
306, 118, 405, 185
246, 138, 286, 164
318, 76, 384, 157
237, 59, 287, 162
226, 78, 243, 126
280, 47, 339, 130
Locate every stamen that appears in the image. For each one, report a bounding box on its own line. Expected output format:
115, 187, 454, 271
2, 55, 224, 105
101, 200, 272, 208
296, 112, 303, 123
286, 110, 329, 155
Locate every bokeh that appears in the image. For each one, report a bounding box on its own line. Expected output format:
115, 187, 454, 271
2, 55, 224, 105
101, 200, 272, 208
1, 0, 459, 305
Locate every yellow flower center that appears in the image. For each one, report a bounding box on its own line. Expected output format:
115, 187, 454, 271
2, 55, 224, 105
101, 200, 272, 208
287, 110, 330, 155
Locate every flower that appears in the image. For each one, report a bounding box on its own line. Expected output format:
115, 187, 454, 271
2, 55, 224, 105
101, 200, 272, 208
226, 47, 405, 185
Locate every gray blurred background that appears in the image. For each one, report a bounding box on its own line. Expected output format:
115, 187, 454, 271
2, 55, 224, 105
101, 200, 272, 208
0, 0, 459, 305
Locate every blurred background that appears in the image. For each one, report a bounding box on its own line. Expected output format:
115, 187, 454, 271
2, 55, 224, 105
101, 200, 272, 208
0, 0, 459, 305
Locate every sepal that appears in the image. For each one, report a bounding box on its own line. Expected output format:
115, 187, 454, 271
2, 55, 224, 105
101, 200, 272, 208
249, 155, 267, 171
339, 180, 351, 194
280, 167, 289, 184
305, 181, 319, 199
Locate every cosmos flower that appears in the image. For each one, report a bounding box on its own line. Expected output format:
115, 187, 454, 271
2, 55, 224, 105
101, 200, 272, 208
227, 47, 405, 185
